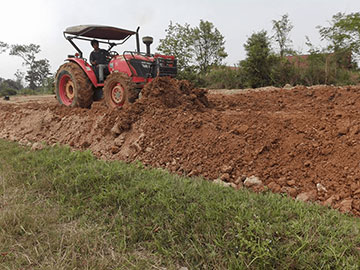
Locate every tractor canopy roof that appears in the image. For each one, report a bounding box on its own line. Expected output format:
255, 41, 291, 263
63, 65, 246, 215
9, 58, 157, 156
64, 25, 136, 40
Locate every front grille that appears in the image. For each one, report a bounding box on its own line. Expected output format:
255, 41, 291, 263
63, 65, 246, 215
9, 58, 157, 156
129, 59, 152, 78
154, 58, 177, 77
128, 57, 177, 78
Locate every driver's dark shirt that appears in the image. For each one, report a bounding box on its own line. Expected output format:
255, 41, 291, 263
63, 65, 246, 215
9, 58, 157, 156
90, 49, 109, 65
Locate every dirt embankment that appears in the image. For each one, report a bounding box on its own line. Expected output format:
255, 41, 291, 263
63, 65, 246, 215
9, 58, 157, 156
1, 78, 360, 216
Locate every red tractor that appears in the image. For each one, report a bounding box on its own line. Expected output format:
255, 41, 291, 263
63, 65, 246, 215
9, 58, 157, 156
55, 25, 177, 108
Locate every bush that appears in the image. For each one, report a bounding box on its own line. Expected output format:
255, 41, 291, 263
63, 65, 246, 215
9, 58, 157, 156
176, 66, 206, 87
0, 88, 17, 97
176, 52, 360, 90
270, 57, 298, 87
204, 66, 245, 89
295, 53, 360, 86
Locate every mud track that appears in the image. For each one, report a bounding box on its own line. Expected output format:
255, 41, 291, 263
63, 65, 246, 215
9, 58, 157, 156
1, 78, 360, 216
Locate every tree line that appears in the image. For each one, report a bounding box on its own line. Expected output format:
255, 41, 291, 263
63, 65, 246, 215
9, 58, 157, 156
157, 12, 360, 88
0, 42, 53, 97
0, 11, 359, 97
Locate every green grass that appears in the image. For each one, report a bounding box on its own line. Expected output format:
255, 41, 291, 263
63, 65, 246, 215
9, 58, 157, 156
0, 139, 359, 269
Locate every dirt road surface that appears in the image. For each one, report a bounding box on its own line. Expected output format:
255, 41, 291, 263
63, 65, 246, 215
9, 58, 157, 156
1, 78, 360, 216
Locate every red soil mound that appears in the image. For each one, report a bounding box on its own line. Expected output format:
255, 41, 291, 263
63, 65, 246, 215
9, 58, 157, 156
1, 81, 360, 216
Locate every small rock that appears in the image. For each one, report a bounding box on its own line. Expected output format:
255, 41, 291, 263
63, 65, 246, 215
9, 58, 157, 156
237, 125, 249, 133
305, 89, 314, 96
337, 119, 351, 136
236, 182, 243, 189
18, 139, 29, 146
296, 190, 317, 202
220, 173, 230, 181
283, 83, 292, 89
234, 177, 241, 185
221, 165, 233, 174
244, 175, 262, 187
281, 186, 298, 197
230, 183, 238, 189
316, 183, 327, 193
110, 123, 121, 137
267, 182, 281, 193
110, 146, 120, 154
287, 179, 296, 186
114, 134, 125, 147
338, 198, 353, 213
288, 187, 298, 197
277, 177, 287, 185
323, 195, 335, 207
213, 179, 231, 188
31, 142, 44, 151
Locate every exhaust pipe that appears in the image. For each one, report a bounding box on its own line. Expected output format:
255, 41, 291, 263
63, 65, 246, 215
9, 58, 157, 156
136, 27, 140, 53
142, 36, 153, 56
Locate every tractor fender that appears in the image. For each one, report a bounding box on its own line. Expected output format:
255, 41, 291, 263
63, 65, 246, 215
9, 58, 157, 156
66, 58, 99, 87
109, 56, 133, 77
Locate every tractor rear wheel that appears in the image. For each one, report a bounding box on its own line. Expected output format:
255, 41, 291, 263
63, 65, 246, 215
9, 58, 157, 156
103, 72, 135, 108
55, 62, 94, 108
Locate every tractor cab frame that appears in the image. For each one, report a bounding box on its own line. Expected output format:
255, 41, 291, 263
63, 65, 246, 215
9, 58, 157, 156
64, 25, 139, 59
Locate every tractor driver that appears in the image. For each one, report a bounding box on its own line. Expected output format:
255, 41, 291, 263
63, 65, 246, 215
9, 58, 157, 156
90, 39, 110, 82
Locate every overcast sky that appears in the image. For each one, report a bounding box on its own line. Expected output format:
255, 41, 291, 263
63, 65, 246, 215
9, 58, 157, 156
0, 0, 359, 80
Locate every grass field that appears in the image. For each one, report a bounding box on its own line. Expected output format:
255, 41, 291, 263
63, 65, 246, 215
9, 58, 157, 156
0, 139, 359, 269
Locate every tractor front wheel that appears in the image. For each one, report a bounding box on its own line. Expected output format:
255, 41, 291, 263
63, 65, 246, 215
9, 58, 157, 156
103, 73, 134, 108
55, 62, 94, 108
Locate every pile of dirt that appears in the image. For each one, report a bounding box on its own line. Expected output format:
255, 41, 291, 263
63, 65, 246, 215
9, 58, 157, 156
140, 77, 209, 110
1, 81, 360, 216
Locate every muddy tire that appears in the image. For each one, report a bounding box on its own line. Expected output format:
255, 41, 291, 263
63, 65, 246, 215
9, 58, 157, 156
55, 62, 94, 108
103, 72, 136, 108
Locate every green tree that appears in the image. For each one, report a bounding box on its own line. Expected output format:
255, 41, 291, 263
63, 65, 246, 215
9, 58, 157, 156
157, 21, 194, 71
0, 77, 21, 97
319, 12, 360, 65
158, 20, 228, 74
272, 14, 294, 57
10, 44, 51, 90
25, 59, 51, 90
192, 20, 228, 73
241, 31, 274, 88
